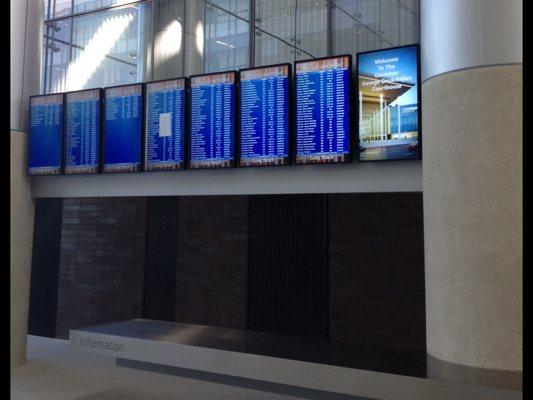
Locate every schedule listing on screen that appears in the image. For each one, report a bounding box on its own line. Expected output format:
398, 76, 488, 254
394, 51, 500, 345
239, 64, 290, 167
357, 44, 421, 161
65, 89, 102, 174
28, 93, 64, 175
103, 84, 143, 173
145, 78, 186, 171
295, 55, 351, 164
189, 71, 236, 169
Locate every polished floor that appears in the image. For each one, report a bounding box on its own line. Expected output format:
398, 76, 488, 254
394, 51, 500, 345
11, 335, 315, 400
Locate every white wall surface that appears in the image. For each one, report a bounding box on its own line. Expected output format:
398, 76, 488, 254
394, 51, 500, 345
31, 160, 422, 197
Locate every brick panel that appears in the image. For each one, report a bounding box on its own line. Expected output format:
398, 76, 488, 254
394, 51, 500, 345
55, 197, 147, 339
175, 196, 248, 329
329, 193, 426, 351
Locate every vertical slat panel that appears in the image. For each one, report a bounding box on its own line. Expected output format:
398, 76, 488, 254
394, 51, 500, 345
28, 198, 63, 338
248, 194, 328, 339
143, 196, 179, 321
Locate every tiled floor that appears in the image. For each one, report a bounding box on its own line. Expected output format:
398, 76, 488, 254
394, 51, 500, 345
11, 335, 310, 400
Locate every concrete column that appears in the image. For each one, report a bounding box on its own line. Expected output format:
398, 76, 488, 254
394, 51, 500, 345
152, 0, 186, 80
421, 0, 522, 390
10, 0, 42, 368
183, 0, 205, 77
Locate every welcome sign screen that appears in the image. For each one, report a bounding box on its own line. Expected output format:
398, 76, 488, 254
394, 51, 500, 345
357, 45, 420, 161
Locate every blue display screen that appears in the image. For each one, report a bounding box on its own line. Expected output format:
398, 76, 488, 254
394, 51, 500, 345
65, 89, 101, 174
295, 56, 351, 164
28, 94, 64, 175
239, 65, 289, 167
189, 72, 235, 169
104, 84, 142, 173
357, 45, 420, 161
145, 79, 186, 171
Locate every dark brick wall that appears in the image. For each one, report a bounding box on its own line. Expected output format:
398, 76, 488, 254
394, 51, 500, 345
48, 192, 425, 352
329, 193, 426, 350
55, 197, 147, 339
175, 196, 249, 329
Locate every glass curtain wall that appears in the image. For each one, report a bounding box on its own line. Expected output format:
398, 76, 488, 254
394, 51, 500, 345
42, 0, 154, 94
253, 0, 328, 67
203, 0, 251, 73
41, 0, 419, 93
205, 0, 418, 71
331, 0, 419, 55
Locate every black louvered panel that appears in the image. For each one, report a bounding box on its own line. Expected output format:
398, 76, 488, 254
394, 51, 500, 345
248, 194, 328, 339
143, 196, 179, 321
28, 198, 63, 338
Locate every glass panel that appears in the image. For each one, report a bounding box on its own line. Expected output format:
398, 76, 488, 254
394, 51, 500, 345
66, 2, 152, 91
203, 0, 250, 73
73, 0, 146, 14
209, 0, 249, 18
294, 0, 328, 60
46, 18, 72, 93
52, 0, 73, 18
397, 0, 419, 45
332, 0, 419, 55
254, 0, 297, 66
377, 0, 397, 46
152, 0, 186, 80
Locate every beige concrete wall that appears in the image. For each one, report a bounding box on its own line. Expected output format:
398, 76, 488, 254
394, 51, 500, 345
422, 65, 522, 373
11, 131, 35, 368
11, 0, 42, 369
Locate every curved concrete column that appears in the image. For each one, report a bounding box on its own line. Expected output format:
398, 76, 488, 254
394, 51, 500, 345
11, 132, 36, 368
10, 0, 42, 368
421, 0, 522, 81
421, 0, 522, 390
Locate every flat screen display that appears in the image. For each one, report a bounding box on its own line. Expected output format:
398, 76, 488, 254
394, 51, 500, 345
239, 64, 290, 167
28, 94, 64, 175
189, 71, 236, 169
357, 44, 421, 161
65, 89, 102, 174
295, 55, 351, 164
103, 84, 143, 173
144, 78, 186, 171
